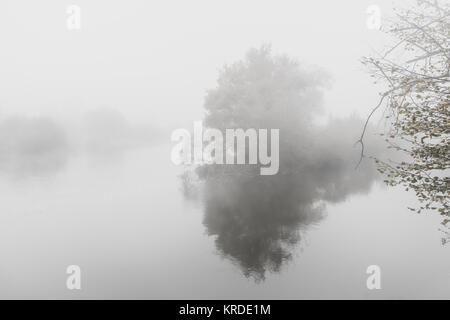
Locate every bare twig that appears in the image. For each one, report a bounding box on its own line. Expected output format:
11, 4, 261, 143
355, 94, 388, 168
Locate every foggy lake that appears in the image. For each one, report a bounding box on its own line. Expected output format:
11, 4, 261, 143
0, 0, 448, 300
0, 141, 448, 299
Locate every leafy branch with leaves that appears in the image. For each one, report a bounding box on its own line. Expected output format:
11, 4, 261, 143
358, 0, 449, 243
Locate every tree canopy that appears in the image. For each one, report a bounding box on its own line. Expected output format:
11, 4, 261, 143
359, 0, 449, 242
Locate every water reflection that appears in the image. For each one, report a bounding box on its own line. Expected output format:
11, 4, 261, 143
199, 169, 325, 280
183, 128, 380, 280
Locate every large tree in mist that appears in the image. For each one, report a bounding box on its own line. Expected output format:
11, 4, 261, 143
183, 46, 381, 280
204, 45, 329, 130
202, 45, 330, 175
358, 0, 449, 241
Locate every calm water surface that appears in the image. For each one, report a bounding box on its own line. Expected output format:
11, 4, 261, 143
0, 144, 449, 299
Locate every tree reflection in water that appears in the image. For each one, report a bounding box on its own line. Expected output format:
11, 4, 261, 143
184, 148, 379, 281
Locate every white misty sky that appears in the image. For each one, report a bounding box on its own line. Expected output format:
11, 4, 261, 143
0, 0, 404, 127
